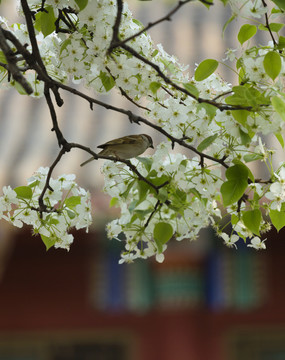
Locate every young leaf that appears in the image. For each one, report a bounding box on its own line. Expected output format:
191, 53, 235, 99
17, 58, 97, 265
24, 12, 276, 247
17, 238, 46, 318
99, 71, 115, 92
243, 153, 263, 162
136, 157, 153, 172
149, 81, 161, 94
194, 59, 218, 81
239, 128, 251, 145
225, 164, 249, 180
275, 132, 284, 148
225, 86, 270, 109
157, 187, 168, 203
263, 51, 281, 80
154, 222, 173, 253
238, 24, 257, 45
232, 160, 255, 182
109, 197, 118, 208
270, 209, 285, 232
259, 23, 284, 32
41, 234, 56, 251
221, 164, 249, 206
197, 103, 217, 119
272, 96, 285, 122
278, 36, 285, 50
242, 209, 262, 236
75, 0, 88, 10
221, 179, 248, 206
65, 196, 81, 208
271, 0, 285, 10
197, 134, 218, 152
35, 6, 56, 37
231, 110, 249, 126
14, 186, 33, 199
183, 83, 199, 98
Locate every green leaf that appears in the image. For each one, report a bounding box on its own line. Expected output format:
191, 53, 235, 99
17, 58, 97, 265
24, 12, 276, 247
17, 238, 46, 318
238, 24, 257, 45
270, 209, 285, 232
99, 71, 115, 92
194, 59, 219, 81
149, 81, 161, 94
132, 18, 144, 28
239, 128, 251, 145
221, 179, 248, 207
66, 209, 76, 219
231, 110, 249, 126
14, 186, 33, 199
75, 0, 88, 10
242, 209, 262, 235
259, 22, 284, 32
59, 39, 71, 55
120, 180, 135, 199
275, 132, 284, 148
65, 196, 81, 208
35, 6, 56, 37
278, 36, 285, 50
128, 200, 138, 213
221, 179, 248, 206
244, 153, 263, 162
272, 96, 285, 121
197, 134, 218, 152
0, 51, 7, 65
41, 234, 56, 251
183, 83, 199, 98
154, 222, 173, 253
28, 180, 40, 188
137, 180, 150, 203
271, 0, 285, 10
225, 86, 270, 110
133, 209, 152, 220
221, 164, 249, 206
197, 103, 217, 119
225, 164, 249, 180
11, 80, 29, 95
109, 197, 118, 207
232, 160, 255, 182
157, 187, 168, 203
136, 157, 153, 172
263, 51, 281, 80
152, 49, 159, 57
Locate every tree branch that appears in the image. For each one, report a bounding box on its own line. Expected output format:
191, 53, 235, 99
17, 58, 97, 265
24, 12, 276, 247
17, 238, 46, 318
0, 26, 33, 94
113, 0, 193, 48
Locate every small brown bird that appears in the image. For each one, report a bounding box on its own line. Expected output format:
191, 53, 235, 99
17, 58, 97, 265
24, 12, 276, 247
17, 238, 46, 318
80, 134, 154, 166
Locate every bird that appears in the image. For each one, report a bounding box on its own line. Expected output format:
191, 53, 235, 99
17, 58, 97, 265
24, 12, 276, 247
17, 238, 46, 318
80, 134, 154, 166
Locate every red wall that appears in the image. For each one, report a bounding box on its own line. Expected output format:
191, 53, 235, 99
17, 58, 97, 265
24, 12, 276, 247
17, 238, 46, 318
0, 228, 285, 360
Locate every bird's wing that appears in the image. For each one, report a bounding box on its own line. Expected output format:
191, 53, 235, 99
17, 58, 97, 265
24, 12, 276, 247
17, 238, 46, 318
97, 135, 138, 149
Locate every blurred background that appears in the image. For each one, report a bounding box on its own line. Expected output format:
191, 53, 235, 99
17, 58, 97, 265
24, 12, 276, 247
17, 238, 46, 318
1, 1, 285, 359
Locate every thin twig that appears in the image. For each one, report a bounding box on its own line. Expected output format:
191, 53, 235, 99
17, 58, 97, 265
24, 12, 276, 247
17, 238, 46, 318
261, 0, 277, 47
115, 0, 193, 48
144, 200, 162, 229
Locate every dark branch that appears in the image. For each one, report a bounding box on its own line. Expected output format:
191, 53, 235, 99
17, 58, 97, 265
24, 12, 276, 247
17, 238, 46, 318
0, 26, 33, 94
20, 0, 49, 75
44, 83, 67, 147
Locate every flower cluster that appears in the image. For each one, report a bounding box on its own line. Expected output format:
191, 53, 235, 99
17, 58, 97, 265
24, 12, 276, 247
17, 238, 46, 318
0, 167, 92, 250
104, 142, 222, 263
0, 0, 284, 260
